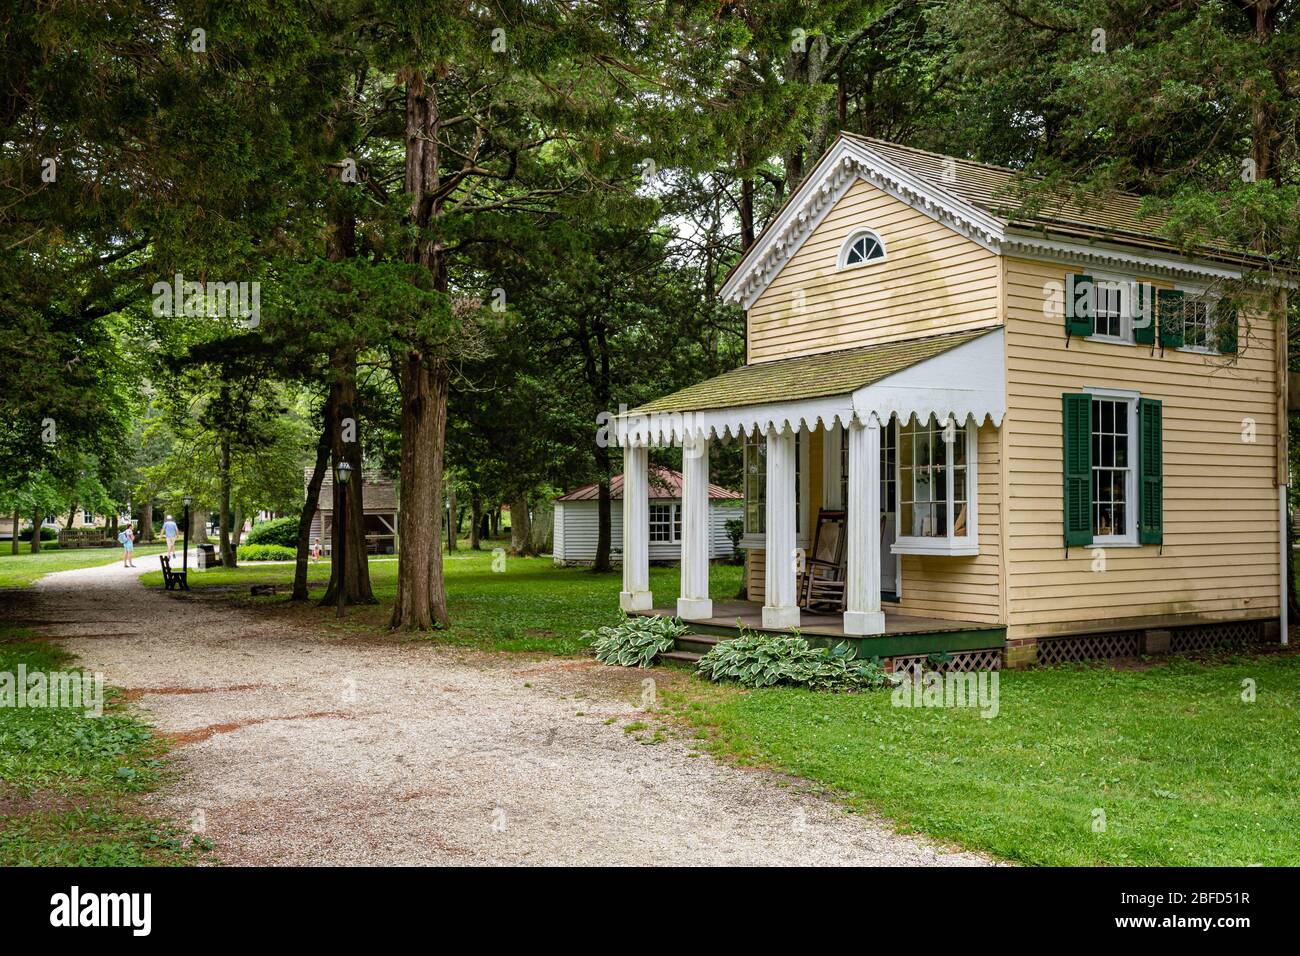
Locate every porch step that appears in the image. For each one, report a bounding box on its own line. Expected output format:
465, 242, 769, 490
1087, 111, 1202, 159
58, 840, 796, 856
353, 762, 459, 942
658, 649, 702, 664
674, 633, 722, 656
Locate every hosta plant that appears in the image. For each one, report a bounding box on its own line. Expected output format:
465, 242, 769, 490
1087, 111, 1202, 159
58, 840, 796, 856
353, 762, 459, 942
695, 627, 896, 692
587, 615, 688, 667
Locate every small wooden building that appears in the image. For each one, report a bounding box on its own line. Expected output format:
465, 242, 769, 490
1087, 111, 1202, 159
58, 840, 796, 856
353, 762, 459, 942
553, 467, 742, 565
306, 468, 398, 554
613, 133, 1289, 670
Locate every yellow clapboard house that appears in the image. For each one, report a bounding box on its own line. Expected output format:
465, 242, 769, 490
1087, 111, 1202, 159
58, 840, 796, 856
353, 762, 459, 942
614, 134, 1288, 670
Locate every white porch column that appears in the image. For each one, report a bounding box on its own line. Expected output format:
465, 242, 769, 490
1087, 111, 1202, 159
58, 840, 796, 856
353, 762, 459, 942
677, 434, 713, 620
762, 427, 800, 629
619, 442, 653, 612
843, 415, 885, 635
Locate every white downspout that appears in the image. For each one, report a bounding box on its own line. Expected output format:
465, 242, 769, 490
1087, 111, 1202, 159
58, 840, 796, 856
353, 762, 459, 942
1281, 485, 1289, 646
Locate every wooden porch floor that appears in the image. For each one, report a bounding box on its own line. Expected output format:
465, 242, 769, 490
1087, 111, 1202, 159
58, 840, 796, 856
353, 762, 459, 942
637, 600, 1002, 640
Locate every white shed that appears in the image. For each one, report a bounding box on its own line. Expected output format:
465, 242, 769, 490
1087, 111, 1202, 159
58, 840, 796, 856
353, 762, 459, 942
552, 467, 743, 565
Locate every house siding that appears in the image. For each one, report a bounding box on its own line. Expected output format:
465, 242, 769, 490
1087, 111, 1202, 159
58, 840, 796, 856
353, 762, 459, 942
1002, 256, 1282, 639
554, 499, 742, 564
746, 177, 1001, 364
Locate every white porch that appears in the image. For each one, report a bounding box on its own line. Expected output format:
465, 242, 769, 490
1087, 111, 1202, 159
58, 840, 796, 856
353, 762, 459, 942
613, 328, 1006, 637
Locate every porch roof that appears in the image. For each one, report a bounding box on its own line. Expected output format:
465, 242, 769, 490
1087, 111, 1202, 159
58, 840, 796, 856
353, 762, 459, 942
617, 327, 1005, 444
636, 328, 988, 414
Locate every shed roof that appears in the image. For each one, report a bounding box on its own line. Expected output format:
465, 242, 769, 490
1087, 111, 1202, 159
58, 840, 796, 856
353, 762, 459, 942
306, 468, 398, 512
555, 466, 742, 502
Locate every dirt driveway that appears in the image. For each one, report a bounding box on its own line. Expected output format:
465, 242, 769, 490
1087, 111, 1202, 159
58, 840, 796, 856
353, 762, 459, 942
14, 558, 994, 866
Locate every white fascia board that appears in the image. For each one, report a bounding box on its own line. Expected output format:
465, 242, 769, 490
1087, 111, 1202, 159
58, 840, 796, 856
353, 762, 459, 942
999, 231, 1257, 284
719, 139, 1006, 311
852, 328, 1006, 428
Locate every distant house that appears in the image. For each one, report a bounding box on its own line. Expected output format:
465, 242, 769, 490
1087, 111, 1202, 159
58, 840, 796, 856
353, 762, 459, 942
552, 467, 742, 565
305, 468, 398, 554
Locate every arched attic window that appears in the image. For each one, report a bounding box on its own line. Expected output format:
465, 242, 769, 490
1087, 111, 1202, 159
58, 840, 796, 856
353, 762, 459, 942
838, 229, 886, 269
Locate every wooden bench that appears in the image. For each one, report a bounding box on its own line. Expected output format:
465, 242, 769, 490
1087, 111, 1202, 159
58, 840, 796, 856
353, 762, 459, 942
159, 555, 189, 591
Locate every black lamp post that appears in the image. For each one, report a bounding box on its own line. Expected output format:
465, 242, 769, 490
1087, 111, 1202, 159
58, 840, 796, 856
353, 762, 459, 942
181, 495, 192, 589
335, 460, 352, 619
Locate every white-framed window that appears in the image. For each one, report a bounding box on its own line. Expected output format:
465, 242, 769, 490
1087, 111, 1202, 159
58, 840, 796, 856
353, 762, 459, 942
1087, 387, 1139, 546
824, 420, 896, 512
1181, 296, 1216, 352
893, 414, 978, 556
741, 429, 806, 545
648, 504, 681, 543
1093, 281, 1125, 339
743, 435, 766, 536
82, 510, 94, 524
838, 229, 886, 270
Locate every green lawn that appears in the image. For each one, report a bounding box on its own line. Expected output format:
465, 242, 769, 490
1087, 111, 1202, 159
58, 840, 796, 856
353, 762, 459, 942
663, 654, 1300, 866
142, 546, 1300, 865
0, 627, 210, 865
0, 541, 166, 588
141, 546, 746, 654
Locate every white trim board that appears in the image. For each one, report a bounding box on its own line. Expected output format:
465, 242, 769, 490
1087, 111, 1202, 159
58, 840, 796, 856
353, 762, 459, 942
720, 137, 1269, 311
616, 329, 1007, 446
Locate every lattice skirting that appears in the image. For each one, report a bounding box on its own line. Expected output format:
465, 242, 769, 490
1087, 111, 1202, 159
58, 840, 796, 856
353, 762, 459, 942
1036, 631, 1142, 666
892, 648, 1003, 677
1169, 620, 1266, 653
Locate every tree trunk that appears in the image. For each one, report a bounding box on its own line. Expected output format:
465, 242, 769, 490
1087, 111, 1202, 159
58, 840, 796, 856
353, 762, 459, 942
593, 441, 613, 572
390, 355, 450, 629
293, 411, 333, 601
390, 68, 453, 629
446, 480, 457, 552
190, 507, 208, 544
232, 503, 244, 550
108, 513, 118, 541
490, 507, 499, 538
30, 506, 41, 553
321, 355, 374, 606
218, 432, 236, 568
140, 500, 154, 543
11, 509, 19, 554
510, 495, 533, 556
469, 497, 482, 550
67, 503, 77, 528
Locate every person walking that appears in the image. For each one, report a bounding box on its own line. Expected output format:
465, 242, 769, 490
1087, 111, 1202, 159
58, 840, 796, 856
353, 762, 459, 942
118, 520, 137, 568
162, 514, 179, 559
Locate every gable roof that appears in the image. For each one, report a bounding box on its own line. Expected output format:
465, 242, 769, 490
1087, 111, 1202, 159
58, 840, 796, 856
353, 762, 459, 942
721, 133, 1260, 310
634, 328, 992, 415
843, 134, 1192, 250
555, 466, 742, 502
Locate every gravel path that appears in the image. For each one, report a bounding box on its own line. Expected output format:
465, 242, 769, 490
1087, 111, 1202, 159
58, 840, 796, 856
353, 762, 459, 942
14, 557, 995, 866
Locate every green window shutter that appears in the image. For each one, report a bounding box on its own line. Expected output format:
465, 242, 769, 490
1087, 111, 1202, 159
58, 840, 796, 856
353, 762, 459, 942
1066, 274, 1094, 337
1133, 282, 1156, 344
1158, 289, 1184, 348
1062, 393, 1093, 546
1214, 300, 1238, 354
1138, 398, 1164, 545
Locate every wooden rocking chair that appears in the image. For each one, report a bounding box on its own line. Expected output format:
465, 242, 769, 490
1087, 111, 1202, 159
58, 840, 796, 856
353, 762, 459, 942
799, 509, 847, 612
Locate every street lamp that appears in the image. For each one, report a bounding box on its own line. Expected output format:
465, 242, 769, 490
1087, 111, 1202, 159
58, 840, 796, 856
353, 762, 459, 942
334, 460, 352, 619
181, 495, 193, 589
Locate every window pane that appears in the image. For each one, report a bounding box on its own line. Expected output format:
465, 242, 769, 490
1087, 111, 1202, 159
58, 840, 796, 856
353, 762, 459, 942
1091, 398, 1131, 538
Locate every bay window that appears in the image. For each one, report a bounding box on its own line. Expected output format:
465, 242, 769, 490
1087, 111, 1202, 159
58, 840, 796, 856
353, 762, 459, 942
893, 414, 978, 556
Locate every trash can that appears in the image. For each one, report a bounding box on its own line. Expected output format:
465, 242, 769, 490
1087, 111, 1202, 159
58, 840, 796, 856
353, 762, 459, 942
196, 543, 220, 569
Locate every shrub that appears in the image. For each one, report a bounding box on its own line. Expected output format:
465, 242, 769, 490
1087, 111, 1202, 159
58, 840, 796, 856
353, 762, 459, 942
586, 615, 688, 667
244, 516, 299, 549
723, 518, 745, 562
236, 543, 296, 562
695, 627, 896, 692
19, 526, 58, 542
